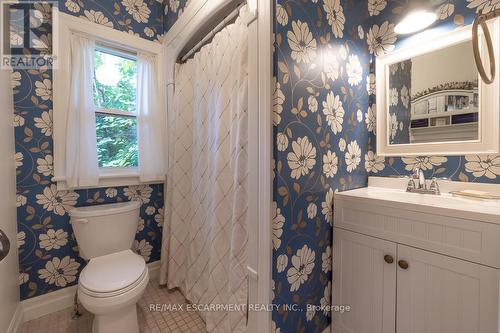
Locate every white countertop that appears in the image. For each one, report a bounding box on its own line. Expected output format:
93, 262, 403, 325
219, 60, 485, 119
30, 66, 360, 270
335, 177, 500, 224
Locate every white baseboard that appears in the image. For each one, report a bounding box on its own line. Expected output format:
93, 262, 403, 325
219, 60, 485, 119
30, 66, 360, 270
7, 303, 24, 333
147, 260, 161, 282
22, 285, 78, 322
22, 261, 161, 322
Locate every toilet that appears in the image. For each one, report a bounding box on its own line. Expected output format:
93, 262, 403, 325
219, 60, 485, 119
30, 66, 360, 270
69, 201, 149, 333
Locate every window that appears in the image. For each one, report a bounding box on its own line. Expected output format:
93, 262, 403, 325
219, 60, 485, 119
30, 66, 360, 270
54, 13, 165, 190
93, 47, 138, 168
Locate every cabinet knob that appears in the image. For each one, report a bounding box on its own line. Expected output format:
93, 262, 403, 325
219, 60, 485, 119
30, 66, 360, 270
384, 255, 394, 264
398, 260, 409, 270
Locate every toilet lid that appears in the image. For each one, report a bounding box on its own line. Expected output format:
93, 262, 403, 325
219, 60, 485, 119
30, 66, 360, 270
79, 250, 146, 294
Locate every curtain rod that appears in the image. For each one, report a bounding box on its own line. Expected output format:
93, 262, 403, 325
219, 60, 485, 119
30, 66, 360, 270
179, 1, 246, 63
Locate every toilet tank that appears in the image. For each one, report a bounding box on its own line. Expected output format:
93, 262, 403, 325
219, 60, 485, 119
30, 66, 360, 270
69, 201, 141, 260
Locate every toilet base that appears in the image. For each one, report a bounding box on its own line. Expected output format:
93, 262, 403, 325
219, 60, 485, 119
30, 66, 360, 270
92, 304, 139, 333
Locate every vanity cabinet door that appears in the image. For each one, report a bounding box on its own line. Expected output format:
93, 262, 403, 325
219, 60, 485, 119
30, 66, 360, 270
332, 228, 397, 333
396, 245, 499, 333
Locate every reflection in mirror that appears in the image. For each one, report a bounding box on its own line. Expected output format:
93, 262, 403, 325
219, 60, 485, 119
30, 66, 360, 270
388, 41, 479, 145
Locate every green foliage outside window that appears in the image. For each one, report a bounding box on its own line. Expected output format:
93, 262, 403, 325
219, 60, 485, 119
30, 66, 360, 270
96, 114, 138, 167
93, 49, 138, 168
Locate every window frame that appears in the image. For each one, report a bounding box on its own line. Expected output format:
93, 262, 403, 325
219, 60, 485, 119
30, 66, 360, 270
54, 11, 165, 190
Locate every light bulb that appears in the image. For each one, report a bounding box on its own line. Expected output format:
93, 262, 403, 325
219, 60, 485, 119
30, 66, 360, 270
395, 10, 437, 35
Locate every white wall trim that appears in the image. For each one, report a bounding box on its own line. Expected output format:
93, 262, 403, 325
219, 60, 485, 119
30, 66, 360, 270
57, 12, 163, 54
52, 173, 164, 191
7, 304, 23, 333
254, 0, 273, 332
21, 261, 161, 322
163, 1, 273, 332
22, 285, 78, 322
147, 260, 161, 282
0, 64, 21, 333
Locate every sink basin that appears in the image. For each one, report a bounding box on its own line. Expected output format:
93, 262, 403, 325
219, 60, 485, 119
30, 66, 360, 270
361, 187, 498, 209
335, 177, 500, 224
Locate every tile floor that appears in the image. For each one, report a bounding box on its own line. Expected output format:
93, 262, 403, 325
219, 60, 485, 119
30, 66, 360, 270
22, 280, 207, 333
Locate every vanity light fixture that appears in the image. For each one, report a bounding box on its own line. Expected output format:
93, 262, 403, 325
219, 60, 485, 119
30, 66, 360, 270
394, 10, 437, 35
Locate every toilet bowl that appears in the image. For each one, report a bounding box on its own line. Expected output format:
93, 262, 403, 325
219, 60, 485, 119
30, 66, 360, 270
78, 250, 149, 332
69, 201, 148, 333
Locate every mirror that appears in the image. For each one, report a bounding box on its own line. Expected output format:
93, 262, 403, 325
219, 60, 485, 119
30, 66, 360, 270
376, 21, 500, 156
388, 41, 478, 145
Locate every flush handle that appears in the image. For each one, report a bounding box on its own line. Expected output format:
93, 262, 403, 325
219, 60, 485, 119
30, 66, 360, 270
74, 219, 88, 224
398, 260, 409, 270
0, 229, 11, 263
384, 255, 394, 264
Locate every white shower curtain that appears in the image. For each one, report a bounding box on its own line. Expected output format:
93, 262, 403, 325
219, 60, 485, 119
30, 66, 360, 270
160, 12, 249, 333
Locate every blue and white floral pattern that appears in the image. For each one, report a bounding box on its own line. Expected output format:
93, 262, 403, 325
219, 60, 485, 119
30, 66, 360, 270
14, 0, 167, 300
388, 59, 411, 144
60, 0, 166, 42
272, 1, 500, 332
164, 0, 188, 32
272, 1, 370, 331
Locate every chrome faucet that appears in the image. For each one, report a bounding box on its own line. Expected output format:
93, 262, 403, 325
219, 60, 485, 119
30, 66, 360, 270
406, 167, 441, 195
415, 167, 425, 189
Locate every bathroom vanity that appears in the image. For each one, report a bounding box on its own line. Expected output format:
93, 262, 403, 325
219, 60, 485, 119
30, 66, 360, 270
332, 177, 500, 333
344, 12, 500, 333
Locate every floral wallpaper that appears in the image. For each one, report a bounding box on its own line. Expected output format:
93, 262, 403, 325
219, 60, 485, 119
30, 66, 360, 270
13, 0, 166, 300
272, 1, 371, 331
11, 0, 500, 324
272, 0, 500, 332
367, 0, 500, 183
164, 0, 189, 32
388, 59, 411, 145
61, 0, 166, 41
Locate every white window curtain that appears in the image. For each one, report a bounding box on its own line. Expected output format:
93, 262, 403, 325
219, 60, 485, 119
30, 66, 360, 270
160, 10, 249, 333
137, 53, 165, 182
65, 34, 99, 189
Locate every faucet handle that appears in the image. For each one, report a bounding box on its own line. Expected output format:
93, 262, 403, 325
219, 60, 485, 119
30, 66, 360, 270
429, 177, 441, 194
406, 178, 416, 191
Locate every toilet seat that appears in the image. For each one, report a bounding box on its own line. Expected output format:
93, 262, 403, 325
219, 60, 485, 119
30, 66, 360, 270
79, 249, 147, 298
79, 268, 148, 298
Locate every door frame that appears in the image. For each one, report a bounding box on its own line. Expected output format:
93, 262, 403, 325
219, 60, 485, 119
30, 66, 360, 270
0, 67, 22, 333
162, 1, 273, 332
